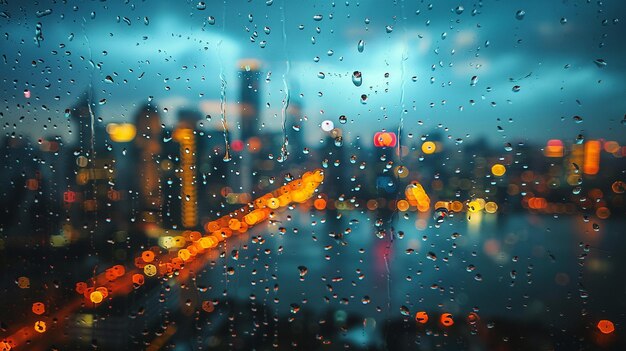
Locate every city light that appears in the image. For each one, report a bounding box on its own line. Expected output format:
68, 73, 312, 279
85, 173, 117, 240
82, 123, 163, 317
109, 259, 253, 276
373, 131, 397, 147
491, 164, 506, 177
1, 2, 624, 348
106, 123, 137, 142
421, 141, 436, 154
584, 140, 601, 175
173, 127, 198, 228
544, 139, 564, 157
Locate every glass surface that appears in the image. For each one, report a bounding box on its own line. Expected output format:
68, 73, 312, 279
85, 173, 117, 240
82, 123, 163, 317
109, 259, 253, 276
0, 1, 625, 350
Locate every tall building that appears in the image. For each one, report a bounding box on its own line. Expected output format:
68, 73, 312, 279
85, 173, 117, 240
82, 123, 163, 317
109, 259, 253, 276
67, 90, 115, 230
132, 103, 163, 226
233, 60, 262, 194
171, 109, 204, 229
238, 60, 262, 142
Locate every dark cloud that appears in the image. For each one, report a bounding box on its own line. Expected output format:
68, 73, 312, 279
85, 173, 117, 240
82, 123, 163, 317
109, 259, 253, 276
1, 0, 625, 144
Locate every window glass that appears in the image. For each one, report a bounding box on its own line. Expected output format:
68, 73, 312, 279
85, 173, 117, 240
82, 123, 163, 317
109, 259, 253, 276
0, 1, 624, 350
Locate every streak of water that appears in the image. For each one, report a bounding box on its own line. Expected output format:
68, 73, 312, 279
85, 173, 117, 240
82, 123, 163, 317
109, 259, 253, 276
218, 39, 231, 161
397, 0, 408, 163
279, 0, 290, 163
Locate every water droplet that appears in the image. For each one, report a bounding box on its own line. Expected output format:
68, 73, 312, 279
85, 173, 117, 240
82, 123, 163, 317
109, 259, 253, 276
433, 207, 449, 224
594, 58, 607, 68
400, 305, 410, 316
560, 17, 567, 25
338, 115, 347, 124
196, 2, 206, 10
515, 10, 526, 20
455, 6, 464, 14
470, 75, 478, 86
313, 14, 323, 21
317, 72, 325, 79
575, 134, 584, 144
334, 136, 343, 147
34, 22, 44, 47
352, 71, 362, 87
223, 152, 232, 162
385, 25, 393, 33
35, 9, 52, 18
357, 39, 364, 52
573, 115, 583, 123
512, 85, 521, 92
207, 16, 215, 25
360, 94, 368, 104
104, 75, 114, 84
298, 266, 308, 279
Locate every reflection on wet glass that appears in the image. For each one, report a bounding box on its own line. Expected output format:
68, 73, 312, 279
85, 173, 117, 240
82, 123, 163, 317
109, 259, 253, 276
0, 0, 625, 350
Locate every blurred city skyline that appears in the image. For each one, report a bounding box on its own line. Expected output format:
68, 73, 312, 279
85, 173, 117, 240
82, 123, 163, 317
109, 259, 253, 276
1, 0, 625, 146
1, 1, 625, 350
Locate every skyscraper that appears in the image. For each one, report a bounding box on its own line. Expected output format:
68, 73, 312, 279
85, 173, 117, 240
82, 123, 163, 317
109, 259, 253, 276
234, 60, 262, 194
132, 103, 163, 225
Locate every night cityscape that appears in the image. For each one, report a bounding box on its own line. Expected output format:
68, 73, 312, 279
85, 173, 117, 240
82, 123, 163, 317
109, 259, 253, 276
1, 0, 626, 350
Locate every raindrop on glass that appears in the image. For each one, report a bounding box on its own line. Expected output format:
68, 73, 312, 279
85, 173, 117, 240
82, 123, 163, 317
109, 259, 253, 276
352, 71, 362, 87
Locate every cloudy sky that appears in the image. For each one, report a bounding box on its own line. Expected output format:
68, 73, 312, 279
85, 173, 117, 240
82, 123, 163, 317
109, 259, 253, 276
1, 0, 625, 146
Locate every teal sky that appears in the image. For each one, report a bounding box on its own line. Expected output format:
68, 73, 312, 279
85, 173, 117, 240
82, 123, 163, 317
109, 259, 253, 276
1, 0, 625, 147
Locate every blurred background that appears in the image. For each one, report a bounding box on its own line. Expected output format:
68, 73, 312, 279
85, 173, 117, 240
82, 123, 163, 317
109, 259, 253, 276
0, 0, 625, 350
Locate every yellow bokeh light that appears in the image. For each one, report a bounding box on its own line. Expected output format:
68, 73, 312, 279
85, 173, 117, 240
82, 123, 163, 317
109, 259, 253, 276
144, 264, 157, 277
34, 320, 46, 333
106, 123, 137, 143
450, 201, 464, 212
397, 200, 410, 211
484, 202, 498, 213
422, 141, 436, 154
491, 164, 506, 177
178, 249, 191, 261
467, 201, 481, 213
90, 291, 103, 304
267, 197, 280, 209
